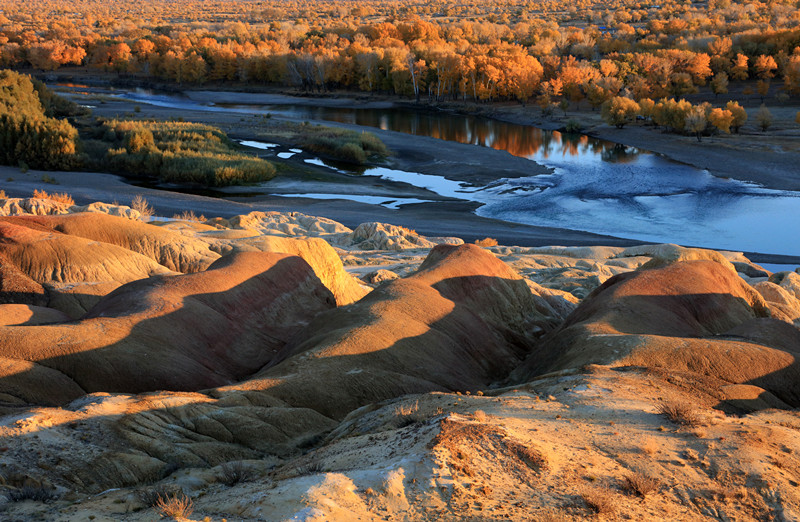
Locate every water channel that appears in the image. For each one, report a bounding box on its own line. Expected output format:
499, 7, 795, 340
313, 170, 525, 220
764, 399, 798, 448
61, 85, 800, 257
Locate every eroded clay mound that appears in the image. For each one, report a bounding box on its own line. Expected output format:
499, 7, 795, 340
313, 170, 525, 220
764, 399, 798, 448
211, 236, 368, 306
0, 255, 48, 306
15, 213, 221, 273
341, 222, 464, 251
0, 217, 174, 316
86, 244, 546, 473
215, 244, 542, 420
0, 218, 172, 285
513, 260, 800, 406
0, 251, 336, 405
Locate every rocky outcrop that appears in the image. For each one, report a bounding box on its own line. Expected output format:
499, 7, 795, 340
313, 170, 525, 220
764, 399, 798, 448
770, 271, 800, 299
0, 197, 72, 216
361, 268, 399, 285
70, 201, 141, 220
340, 222, 464, 251
753, 281, 800, 325
0, 251, 336, 404
225, 210, 352, 237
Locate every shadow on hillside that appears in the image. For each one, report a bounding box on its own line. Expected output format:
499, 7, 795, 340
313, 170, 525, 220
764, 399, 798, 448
1, 253, 799, 495
0, 263, 543, 492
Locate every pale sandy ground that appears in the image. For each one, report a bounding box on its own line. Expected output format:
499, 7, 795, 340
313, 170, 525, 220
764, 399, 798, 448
3, 366, 800, 521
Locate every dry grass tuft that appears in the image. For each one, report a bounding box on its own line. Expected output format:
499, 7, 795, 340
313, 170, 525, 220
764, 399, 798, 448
621, 471, 660, 498
394, 400, 425, 428
473, 410, 488, 422
155, 493, 193, 520
658, 401, 703, 427
130, 194, 154, 220
218, 461, 256, 486
394, 400, 419, 417
173, 210, 206, 222
136, 485, 181, 507
7, 484, 59, 503
32, 188, 74, 205
0, 189, 6, 198
474, 237, 499, 247
398, 225, 417, 235
580, 486, 618, 516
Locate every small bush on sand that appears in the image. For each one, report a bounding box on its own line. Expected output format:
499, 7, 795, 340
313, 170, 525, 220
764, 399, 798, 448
136, 485, 181, 507
474, 237, 499, 247
218, 461, 256, 486
621, 471, 660, 498
658, 401, 703, 427
32, 188, 74, 205
155, 493, 193, 519
394, 400, 425, 427
580, 486, 618, 516
7, 484, 59, 503
173, 210, 206, 222
131, 194, 154, 220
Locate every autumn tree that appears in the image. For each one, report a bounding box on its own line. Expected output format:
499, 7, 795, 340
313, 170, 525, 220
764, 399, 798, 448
601, 96, 639, 128
783, 56, 800, 95
756, 104, 773, 131
726, 101, 747, 133
685, 105, 707, 142
710, 72, 728, 97
754, 55, 778, 80
708, 107, 733, 134
730, 54, 749, 81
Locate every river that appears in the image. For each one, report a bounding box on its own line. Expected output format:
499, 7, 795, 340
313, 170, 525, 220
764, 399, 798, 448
60, 85, 800, 257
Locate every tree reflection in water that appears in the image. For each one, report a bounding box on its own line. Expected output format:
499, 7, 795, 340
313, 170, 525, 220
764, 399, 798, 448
269, 105, 639, 163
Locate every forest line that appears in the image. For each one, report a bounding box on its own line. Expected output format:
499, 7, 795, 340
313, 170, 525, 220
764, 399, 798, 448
1, 0, 799, 109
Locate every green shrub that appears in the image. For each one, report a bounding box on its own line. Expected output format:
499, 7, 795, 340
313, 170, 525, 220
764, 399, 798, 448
92, 119, 275, 186
565, 119, 582, 133
0, 71, 81, 170
337, 142, 368, 164
297, 126, 389, 165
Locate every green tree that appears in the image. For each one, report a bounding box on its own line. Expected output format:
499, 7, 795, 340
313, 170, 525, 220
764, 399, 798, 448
0, 70, 80, 170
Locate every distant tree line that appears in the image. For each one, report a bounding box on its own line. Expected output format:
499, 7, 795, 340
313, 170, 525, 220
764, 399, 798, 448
1, 0, 800, 107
